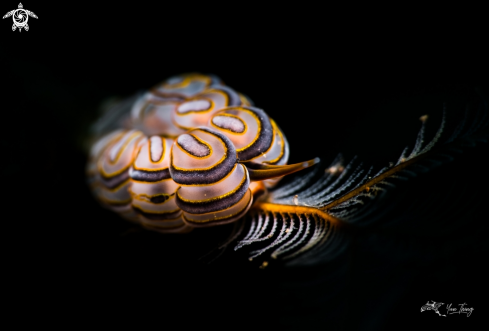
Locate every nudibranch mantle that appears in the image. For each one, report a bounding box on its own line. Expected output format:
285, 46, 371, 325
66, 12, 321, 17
87, 73, 318, 233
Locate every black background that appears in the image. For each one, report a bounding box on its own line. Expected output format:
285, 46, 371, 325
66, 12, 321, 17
1, 3, 488, 330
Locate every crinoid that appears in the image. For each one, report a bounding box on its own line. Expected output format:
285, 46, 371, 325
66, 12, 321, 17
87, 79, 489, 262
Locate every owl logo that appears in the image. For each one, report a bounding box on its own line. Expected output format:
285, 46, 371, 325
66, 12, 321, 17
3, 3, 38, 32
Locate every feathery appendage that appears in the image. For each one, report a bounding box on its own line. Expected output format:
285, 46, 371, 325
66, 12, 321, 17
232, 205, 348, 267
221, 97, 489, 266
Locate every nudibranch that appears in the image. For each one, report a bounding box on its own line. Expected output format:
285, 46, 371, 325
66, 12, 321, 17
87, 73, 318, 233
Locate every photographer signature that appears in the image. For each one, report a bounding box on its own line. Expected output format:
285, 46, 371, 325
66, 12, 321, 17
446, 303, 474, 317
421, 301, 474, 317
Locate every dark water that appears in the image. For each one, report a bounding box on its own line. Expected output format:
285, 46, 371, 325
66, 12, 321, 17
1, 6, 487, 330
